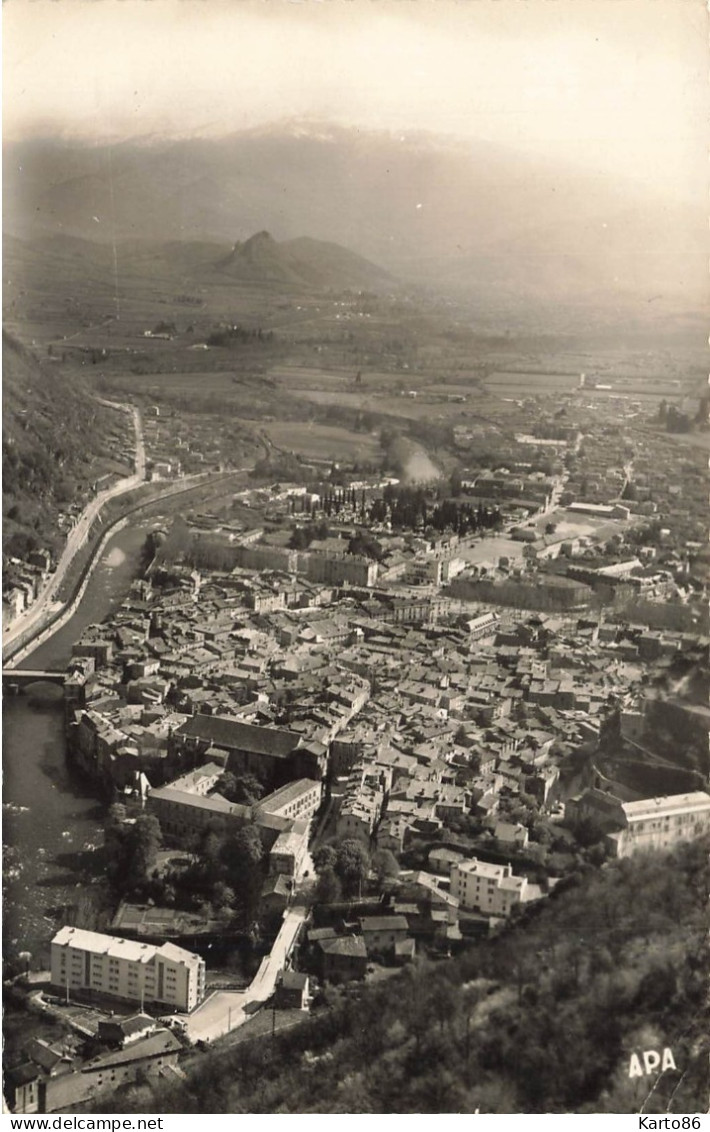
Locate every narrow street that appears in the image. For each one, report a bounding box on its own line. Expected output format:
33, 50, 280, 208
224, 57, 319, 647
181, 905, 308, 1045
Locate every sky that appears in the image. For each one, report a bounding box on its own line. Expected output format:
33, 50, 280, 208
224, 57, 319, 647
3, 0, 708, 202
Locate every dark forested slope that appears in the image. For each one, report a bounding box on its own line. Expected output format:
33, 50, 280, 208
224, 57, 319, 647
92, 837, 708, 1115
2, 331, 132, 559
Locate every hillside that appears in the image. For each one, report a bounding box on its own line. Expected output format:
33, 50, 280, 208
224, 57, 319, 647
217, 231, 392, 291
2, 332, 132, 560
4, 124, 707, 325
88, 838, 709, 1114
3, 229, 394, 312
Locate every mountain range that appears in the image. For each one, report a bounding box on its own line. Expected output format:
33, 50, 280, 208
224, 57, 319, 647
3, 228, 394, 297
4, 121, 707, 319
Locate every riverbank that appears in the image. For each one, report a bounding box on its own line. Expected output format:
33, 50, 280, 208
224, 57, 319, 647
3, 467, 256, 967
2, 521, 154, 968
4, 469, 247, 665
2, 399, 144, 657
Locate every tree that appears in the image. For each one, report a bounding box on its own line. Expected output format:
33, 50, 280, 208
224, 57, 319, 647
223, 824, 264, 921
105, 810, 162, 896
211, 882, 237, 912
107, 802, 128, 827
313, 844, 338, 874
371, 848, 399, 888
218, 773, 264, 806
348, 532, 383, 561
157, 516, 193, 563
544, 521, 557, 536
314, 866, 342, 905
289, 526, 311, 550
104, 805, 132, 889
574, 815, 608, 849
335, 839, 370, 898
128, 814, 162, 886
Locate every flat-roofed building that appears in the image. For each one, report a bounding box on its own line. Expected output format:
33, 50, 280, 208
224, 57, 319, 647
450, 857, 527, 918
268, 820, 310, 877
50, 927, 205, 1013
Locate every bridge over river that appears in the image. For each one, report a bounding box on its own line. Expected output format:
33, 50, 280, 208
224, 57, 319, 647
3, 669, 66, 691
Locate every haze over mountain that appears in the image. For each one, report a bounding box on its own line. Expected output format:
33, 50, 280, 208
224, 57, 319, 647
4, 121, 707, 318
3, 226, 393, 299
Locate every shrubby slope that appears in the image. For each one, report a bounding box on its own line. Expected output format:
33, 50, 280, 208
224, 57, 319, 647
91, 837, 708, 1114
2, 331, 131, 559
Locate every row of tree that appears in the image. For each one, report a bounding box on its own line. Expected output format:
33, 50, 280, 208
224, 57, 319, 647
206, 325, 275, 347
312, 839, 399, 902
366, 483, 503, 535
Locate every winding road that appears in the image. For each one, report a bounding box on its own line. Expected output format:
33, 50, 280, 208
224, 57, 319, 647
3, 399, 145, 661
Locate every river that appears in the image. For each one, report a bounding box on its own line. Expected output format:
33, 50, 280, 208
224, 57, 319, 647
3, 520, 153, 968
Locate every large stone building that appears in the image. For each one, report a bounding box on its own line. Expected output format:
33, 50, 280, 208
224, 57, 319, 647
565, 788, 710, 857
609, 792, 710, 857
146, 773, 319, 878
170, 715, 328, 787
50, 927, 205, 1013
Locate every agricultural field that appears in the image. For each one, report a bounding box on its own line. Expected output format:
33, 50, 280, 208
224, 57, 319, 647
484, 370, 580, 394
262, 421, 382, 462
292, 385, 521, 425
524, 509, 635, 544
458, 536, 527, 566
665, 430, 710, 452
6, 231, 708, 503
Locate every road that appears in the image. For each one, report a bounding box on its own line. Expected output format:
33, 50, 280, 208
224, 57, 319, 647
3, 400, 145, 657
4, 462, 252, 666
182, 905, 308, 1045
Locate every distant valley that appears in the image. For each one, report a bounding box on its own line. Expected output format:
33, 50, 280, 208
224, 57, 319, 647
4, 122, 708, 332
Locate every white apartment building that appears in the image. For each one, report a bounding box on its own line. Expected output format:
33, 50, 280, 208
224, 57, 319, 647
609, 792, 710, 858
450, 857, 527, 918
51, 927, 205, 1013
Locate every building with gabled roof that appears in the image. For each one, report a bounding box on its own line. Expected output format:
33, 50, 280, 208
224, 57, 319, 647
359, 915, 409, 956
609, 791, 710, 857
171, 714, 326, 785
25, 1030, 182, 1114
566, 788, 710, 858
317, 935, 368, 983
